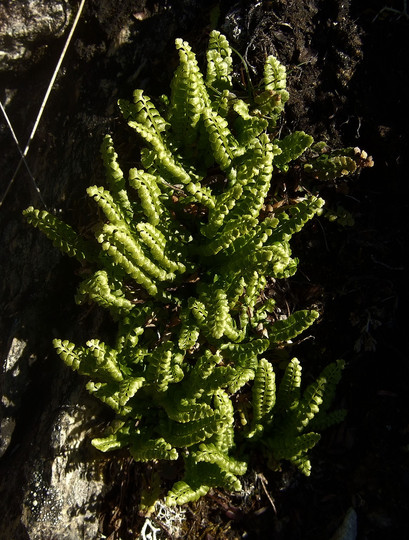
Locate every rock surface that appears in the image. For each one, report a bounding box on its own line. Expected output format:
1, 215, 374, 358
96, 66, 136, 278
0, 0, 72, 72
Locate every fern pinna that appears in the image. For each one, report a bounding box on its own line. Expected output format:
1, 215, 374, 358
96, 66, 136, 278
24, 31, 356, 505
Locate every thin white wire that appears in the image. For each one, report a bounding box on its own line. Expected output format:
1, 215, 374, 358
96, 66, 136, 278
0, 100, 44, 205
0, 0, 87, 208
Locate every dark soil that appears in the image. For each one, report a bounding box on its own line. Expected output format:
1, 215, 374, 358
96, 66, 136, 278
1, 1, 408, 539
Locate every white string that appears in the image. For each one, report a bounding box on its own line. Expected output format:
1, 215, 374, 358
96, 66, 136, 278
0, 0, 87, 208
0, 100, 47, 208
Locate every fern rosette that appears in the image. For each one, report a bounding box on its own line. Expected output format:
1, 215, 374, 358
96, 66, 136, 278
24, 31, 353, 505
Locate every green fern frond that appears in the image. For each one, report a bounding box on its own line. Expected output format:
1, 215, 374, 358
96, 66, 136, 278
128, 168, 165, 225
116, 308, 149, 355
188, 297, 208, 328
178, 313, 200, 351
75, 270, 133, 316
269, 309, 319, 343
119, 377, 146, 406
274, 131, 314, 172
227, 134, 275, 221
100, 134, 125, 190
86, 380, 125, 413
255, 55, 289, 121
206, 30, 233, 93
146, 342, 184, 392
184, 350, 221, 397
163, 397, 215, 423
172, 457, 243, 506
318, 359, 345, 406
275, 358, 302, 413
203, 107, 241, 171
252, 358, 276, 425
166, 455, 243, 506
100, 134, 132, 216
169, 38, 208, 146
270, 196, 325, 243
137, 221, 188, 274
86, 339, 123, 382
96, 238, 158, 295
304, 149, 358, 180
203, 215, 259, 257
192, 442, 247, 476
87, 185, 129, 226
52, 338, 83, 371
165, 480, 210, 506
241, 271, 267, 308
295, 375, 326, 430
23, 207, 95, 262
92, 432, 128, 452
221, 338, 270, 364
271, 431, 321, 461
227, 367, 256, 393
233, 99, 269, 146
195, 461, 242, 492
119, 89, 168, 139
183, 180, 216, 209
202, 184, 243, 239
289, 453, 313, 476
309, 359, 346, 428
264, 55, 288, 94
129, 437, 178, 462
53, 338, 123, 386
212, 427, 235, 456
125, 112, 201, 192
161, 411, 224, 448
205, 288, 230, 339
234, 216, 279, 255
97, 223, 174, 287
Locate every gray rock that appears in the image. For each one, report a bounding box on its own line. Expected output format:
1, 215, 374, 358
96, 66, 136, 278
330, 508, 358, 540
0, 329, 109, 539
1, 338, 29, 458
21, 394, 109, 540
0, 1, 72, 72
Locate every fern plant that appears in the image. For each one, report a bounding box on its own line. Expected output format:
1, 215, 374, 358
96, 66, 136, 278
24, 31, 360, 506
